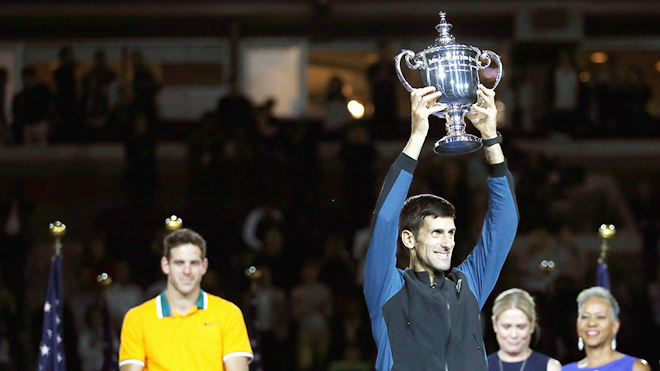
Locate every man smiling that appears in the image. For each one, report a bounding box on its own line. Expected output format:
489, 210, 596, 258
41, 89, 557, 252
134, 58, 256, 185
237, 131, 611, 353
364, 85, 519, 370
119, 228, 253, 371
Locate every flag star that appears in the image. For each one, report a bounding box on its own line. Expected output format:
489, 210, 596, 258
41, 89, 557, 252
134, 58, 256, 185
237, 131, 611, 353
57, 354, 63, 362
47, 329, 52, 338
57, 335, 62, 344
40, 344, 50, 356
44, 302, 51, 313
55, 316, 61, 325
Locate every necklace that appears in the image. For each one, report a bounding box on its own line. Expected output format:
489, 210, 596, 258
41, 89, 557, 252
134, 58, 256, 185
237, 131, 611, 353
498, 354, 528, 371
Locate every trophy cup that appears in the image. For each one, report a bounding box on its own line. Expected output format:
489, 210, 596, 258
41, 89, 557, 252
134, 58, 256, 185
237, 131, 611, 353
395, 11, 503, 155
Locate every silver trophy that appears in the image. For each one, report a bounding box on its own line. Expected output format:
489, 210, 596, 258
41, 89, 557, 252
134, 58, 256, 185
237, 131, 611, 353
395, 12, 502, 155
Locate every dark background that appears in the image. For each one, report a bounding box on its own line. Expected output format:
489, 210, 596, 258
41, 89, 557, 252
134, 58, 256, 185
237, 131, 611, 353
0, 1, 659, 370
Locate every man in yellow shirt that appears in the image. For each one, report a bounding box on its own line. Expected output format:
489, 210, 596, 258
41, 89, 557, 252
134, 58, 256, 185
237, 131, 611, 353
119, 228, 253, 371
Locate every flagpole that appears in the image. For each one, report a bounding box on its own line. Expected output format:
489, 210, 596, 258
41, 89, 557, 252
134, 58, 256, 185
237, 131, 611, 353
598, 224, 616, 264
96, 270, 118, 371
49, 221, 66, 256
597, 224, 616, 290
245, 265, 265, 371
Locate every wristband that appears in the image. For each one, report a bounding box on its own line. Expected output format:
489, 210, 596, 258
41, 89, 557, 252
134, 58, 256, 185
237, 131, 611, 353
482, 132, 502, 147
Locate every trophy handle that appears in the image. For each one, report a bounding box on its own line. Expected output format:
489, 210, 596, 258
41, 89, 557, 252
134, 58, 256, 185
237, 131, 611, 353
478, 50, 503, 90
394, 49, 423, 92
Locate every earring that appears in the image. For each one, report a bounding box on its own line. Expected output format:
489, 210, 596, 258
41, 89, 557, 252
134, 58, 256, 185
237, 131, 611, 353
611, 335, 617, 351
578, 337, 584, 351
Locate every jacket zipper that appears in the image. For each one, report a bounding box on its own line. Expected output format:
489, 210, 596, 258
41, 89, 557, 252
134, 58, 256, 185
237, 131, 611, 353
445, 301, 450, 371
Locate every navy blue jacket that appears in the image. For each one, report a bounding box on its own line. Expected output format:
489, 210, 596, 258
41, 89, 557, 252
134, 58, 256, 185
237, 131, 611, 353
364, 153, 518, 371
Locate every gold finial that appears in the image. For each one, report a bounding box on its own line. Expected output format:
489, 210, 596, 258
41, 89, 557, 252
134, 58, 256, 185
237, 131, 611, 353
165, 215, 183, 231
97, 272, 113, 287
599, 224, 616, 240
49, 221, 66, 256
245, 266, 263, 292
598, 224, 616, 263
245, 266, 262, 279
539, 259, 555, 274
49, 221, 67, 237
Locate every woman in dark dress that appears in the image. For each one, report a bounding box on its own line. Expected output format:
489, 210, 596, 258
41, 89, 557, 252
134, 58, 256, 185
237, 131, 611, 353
488, 288, 562, 371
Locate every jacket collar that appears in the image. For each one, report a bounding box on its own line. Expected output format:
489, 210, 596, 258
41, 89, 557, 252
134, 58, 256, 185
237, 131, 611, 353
407, 269, 446, 287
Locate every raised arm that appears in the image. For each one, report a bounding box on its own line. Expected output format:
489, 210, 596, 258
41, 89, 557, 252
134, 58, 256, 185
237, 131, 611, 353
363, 87, 447, 370
457, 85, 519, 308
365, 87, 446, 303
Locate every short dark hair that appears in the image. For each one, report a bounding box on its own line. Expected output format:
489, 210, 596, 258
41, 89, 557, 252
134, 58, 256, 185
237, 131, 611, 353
163, 228, 207, 260
398, 194, 455, 247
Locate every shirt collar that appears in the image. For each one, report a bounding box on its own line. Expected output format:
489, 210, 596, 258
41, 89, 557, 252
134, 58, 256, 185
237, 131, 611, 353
408, 269, 446, 287
156, 289, 207, 318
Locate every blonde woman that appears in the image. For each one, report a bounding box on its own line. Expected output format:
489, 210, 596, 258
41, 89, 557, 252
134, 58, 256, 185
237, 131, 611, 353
561, 287, 650, 371
488, 288, 561, 371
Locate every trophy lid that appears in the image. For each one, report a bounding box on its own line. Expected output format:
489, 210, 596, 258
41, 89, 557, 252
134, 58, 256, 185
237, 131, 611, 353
435, 12, 455, 46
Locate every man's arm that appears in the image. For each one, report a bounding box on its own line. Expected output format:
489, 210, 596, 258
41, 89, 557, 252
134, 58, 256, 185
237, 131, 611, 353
118, 308, 147, 371
120, 365, 143, 371
364, 87, 446, 309
220, 304, 254, 368
461, 166, 518, 306
363, 87, 447, 371
224, 356, 250, 371
456, 85, 519, 308
402, 87, 444, 160
467, 84, 504, 165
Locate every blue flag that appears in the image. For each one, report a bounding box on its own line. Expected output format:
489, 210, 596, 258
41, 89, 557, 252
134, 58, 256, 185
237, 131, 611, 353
37, 254, 67, 371
597, 258, 610, 290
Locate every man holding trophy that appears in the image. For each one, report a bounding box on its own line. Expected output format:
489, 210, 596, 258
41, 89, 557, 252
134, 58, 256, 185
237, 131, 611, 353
364, 11, 519, 370
363, 83, 519, 370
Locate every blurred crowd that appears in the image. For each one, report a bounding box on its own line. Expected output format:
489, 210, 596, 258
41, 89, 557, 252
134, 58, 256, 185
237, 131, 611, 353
0, 46, 159, 148
510, 49, 656, 140
0, 45, 659, 371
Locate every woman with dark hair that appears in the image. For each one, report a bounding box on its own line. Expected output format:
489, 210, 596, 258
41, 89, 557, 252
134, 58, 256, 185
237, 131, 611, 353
488, 288, 561, 371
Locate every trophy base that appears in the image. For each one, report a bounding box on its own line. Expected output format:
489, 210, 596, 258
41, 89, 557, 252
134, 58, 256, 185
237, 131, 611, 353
433, 134, 482, 155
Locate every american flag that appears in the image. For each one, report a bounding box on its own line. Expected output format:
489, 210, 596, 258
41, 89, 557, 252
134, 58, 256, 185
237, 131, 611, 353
37, 254, 67, 371
597, 258, 610, 290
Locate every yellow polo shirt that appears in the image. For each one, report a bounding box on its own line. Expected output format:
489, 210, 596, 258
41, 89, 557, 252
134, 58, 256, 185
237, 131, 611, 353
119, 290, 253, 371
